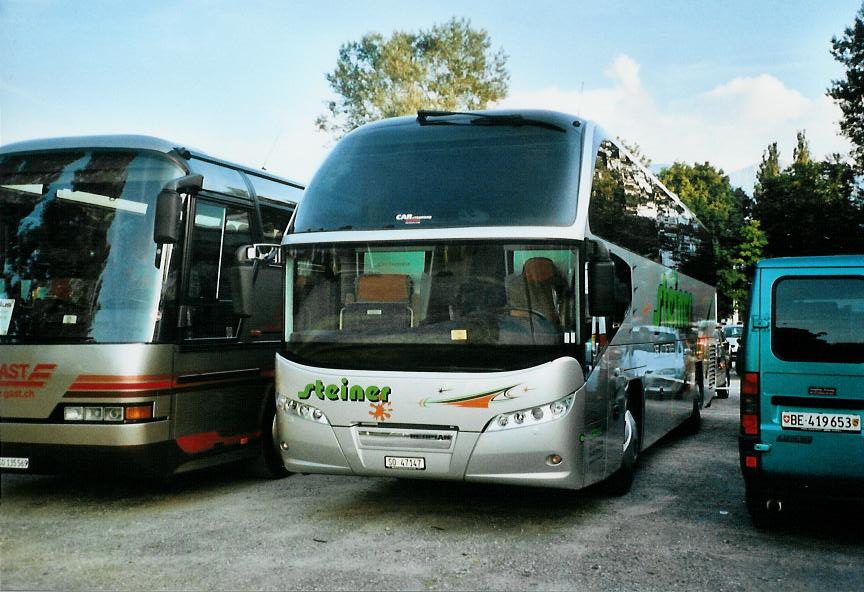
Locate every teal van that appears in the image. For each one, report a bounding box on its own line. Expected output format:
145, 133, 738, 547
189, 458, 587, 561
739, 255, 864, 527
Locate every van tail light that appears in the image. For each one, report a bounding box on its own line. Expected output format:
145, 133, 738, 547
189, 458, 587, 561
740, 372, 760, 437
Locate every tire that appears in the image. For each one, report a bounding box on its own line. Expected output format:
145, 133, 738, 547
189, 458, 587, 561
681, 396, 701, 435
261, 399, 290, 479
716, 369, 730, 399
604, 409, 639, 496
745, 486, 776, 529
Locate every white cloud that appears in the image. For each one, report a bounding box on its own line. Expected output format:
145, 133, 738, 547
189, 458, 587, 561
496, 54, 851, 178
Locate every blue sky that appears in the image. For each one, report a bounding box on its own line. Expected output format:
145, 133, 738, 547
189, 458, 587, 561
1, 0, 860, 186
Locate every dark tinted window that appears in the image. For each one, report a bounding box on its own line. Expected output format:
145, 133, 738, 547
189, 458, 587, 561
184, 199, 253, 339
0, 150, 183, 343
589, 140, 715, 284
285, 240, 581, 371
772, 277, 864, 363
589, 140, 660, 260
295, 120, 582, 232
260, 204, 294, 241
248, 174, 302, 205
188, 158, 249, 198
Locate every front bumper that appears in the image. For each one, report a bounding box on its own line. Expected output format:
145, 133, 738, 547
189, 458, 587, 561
276, 410, 586, 490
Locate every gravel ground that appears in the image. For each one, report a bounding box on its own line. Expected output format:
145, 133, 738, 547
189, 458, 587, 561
2, 378, 862, 591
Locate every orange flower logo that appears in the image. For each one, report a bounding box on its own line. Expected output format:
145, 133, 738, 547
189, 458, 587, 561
369, 401, 393, 421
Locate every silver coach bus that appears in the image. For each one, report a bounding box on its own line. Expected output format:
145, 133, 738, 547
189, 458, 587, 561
272, 110, 718, 492
0, 135, 301, 477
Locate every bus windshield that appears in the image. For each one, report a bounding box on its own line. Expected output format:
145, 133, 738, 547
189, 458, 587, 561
285, 240, 581, 371
0, 150, 184, 343
293, 119, 582, 232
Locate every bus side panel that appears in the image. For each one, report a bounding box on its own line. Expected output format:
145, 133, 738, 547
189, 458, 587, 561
609, 253, 716, 450
171, 343, 276, 470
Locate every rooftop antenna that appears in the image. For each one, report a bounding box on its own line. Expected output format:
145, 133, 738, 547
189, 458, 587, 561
576, 81, 584, 117
261, 127, 283, 171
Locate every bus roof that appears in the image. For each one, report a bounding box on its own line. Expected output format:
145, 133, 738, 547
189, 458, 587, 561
0, 134, 303, 189
756, 255, 864, 269
349, 109, 590, 136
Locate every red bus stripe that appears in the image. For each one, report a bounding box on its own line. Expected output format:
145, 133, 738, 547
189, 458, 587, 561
68, 380, 175, 391
62, 391, 162, 399
176, 431, 261, 454
74, 374, 173, 383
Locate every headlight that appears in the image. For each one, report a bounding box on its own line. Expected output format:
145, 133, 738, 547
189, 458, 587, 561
276, 393, 329, 425
486, 394, 575, 432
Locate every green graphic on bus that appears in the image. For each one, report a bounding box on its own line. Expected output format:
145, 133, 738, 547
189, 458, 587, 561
653, 274, 693, 328
297, 378, 392, 403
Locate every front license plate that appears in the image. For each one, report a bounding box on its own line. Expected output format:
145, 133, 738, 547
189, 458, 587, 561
0, 457, 30, 470
781, 411, 861, 433
384, 456, 426, 470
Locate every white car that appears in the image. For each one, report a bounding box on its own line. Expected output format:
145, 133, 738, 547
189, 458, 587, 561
723, 324, 743, 354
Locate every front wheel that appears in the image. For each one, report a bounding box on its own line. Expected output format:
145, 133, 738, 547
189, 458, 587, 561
262, 400, 290, 479
681, 396, 702, 435
604, 409, 639, 496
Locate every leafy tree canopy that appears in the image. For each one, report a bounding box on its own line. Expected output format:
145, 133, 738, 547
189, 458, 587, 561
754, 132, 864, 257
316, 18, 509, 138
828, 6, 864, 171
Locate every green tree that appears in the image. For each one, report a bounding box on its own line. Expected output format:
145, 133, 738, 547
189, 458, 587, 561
659, 162, 764, 318
828, 6, 864, 171
316, 18, 509, 138
756, 142, 781, 190
753, 133, 864, 257
793, 130, 811, 166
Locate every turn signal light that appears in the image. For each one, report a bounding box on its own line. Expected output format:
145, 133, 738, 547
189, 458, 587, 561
125, 405, 153, 421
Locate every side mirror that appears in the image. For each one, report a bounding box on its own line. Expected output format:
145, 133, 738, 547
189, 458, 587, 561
153, 174, 203, 244
588, 259, 616, 317
232, 246, 256, 319
586, 239, 616, 317
231, 244, 282, 318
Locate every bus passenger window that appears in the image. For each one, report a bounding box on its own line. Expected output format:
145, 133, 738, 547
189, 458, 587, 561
260, 204, 294, 242
610, 253, 632, 336
185, 200, 253, 339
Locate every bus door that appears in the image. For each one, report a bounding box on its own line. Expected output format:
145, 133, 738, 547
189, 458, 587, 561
755, 265, 864, 480
171, 196, 269, 463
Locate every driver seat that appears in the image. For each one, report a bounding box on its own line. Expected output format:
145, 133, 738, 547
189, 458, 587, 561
505, 257, 560, 324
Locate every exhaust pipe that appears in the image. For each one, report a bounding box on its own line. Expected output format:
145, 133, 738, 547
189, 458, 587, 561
766, 499, 783, 513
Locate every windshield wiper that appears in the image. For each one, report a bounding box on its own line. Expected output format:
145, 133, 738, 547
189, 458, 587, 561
416, 110, 568, 133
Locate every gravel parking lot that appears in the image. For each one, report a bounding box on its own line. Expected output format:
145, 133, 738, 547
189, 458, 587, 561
2, 378, 862, 591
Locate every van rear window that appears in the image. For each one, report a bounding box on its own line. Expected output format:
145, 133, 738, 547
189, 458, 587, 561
772, 277, 864, 363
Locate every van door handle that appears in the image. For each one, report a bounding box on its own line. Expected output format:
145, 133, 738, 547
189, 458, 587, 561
752, 317, 769, 329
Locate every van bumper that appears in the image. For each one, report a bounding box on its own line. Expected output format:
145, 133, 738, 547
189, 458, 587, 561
743, 472, 864, 505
